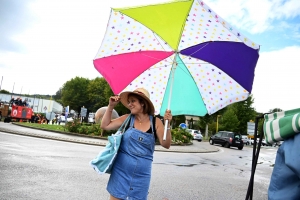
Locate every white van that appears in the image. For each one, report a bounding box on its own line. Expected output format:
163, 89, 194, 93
241, 135, 250, 145
88, 112, 95, 124
186, 129, 203, 142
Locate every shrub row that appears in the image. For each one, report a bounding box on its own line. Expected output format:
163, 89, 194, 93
65, 120, 193, 145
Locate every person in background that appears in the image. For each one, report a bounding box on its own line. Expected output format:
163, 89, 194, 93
22, 99, 28, 107
31, 114, 35, 123
9, 97, 15, 106
18, 98, 22, 106
101, 88, 172, 200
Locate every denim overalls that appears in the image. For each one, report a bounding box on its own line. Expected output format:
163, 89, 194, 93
268, 133, 300, 199
107, 115, 155, 200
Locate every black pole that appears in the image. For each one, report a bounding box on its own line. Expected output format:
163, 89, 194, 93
245, 113, 270, 200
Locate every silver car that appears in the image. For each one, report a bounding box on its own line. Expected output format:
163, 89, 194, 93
186, 129, 203, 142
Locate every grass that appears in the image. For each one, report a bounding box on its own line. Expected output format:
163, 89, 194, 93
15, 122, 68, 132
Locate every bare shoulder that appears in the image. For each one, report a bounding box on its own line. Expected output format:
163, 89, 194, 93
155, 117, 164, 129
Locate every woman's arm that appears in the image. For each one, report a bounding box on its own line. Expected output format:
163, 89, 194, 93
101, 113, 128, 131
100, 96, 128, 130
155, 110, 172, 149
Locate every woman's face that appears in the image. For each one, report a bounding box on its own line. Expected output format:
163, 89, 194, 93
127, 96, 144, 114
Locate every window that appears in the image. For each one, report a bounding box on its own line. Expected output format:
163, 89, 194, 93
215, 132, 222, 137
234, 134, 241, 139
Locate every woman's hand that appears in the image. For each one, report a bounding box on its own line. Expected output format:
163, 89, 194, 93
156, 109, 172, 149
163, 109, 172, 124
108, 96, 120, 108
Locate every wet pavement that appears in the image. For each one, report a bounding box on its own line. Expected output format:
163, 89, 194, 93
0, 122, 219, 153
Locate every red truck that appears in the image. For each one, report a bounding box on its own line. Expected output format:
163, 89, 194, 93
9, 105, 33, 122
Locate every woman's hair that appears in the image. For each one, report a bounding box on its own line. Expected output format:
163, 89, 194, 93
128, 93, 151, 115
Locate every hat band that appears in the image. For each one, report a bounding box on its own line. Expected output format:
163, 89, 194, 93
134, 91, 146, 96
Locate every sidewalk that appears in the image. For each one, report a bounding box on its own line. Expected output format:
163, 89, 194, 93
0, 122, 219, 153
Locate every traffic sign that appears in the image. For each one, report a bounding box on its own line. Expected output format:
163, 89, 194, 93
80, 107, 87, 117
247, 122, 255, 135
179, 123, 187, 129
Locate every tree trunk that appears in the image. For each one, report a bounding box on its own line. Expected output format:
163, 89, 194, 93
205, 124, 209, 139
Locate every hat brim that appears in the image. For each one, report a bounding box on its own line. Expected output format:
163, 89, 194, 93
119, 91, 155, 116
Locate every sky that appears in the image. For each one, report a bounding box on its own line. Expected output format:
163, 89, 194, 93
1, 0, 300, 113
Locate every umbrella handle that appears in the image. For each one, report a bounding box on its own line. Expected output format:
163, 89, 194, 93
163, 119, 169, 141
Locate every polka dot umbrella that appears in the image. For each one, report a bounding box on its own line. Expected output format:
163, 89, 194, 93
93, 0, 260, 139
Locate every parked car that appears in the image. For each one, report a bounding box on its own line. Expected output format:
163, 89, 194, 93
186, 129, 203, 142
241, 135, 250, 145
249, 138, 271, 146
209, 131, 244, 150
58, 115, 73, 123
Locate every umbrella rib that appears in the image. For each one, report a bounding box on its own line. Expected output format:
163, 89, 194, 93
180, 42, 211, 60
137, 52, 174, 65
152, 32, 174, 52
174, 0, 194, 51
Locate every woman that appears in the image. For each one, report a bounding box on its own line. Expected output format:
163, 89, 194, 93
101, 88, 172, 200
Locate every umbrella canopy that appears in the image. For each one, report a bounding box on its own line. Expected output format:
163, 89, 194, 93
94, 0, 260, 116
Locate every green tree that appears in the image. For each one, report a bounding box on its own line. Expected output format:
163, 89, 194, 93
170, 115, 186, 128
87, 77, 128, 115
102, 79, 128, 115
0, 89, 10, 94
87, 77, 110, 112
61, 77, 91, 112
197, 114, 214, 139
53, 88, 63, 105
221, 107, 239, 132
257, 118, 264, 136
231, 95, 256, 133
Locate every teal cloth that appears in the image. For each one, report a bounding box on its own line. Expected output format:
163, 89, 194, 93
264, 108, 300, 144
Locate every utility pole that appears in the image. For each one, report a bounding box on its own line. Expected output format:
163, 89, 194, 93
216, 115, 221, 133
0, 76, 3, 90
11, 82, 15, 99
11, 82, 15, 93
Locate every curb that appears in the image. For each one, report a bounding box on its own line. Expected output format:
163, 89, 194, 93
0, 123, 219, 153
0, 127, 107, 146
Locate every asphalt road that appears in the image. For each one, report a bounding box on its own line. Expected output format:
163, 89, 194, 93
0, 131, 277, 200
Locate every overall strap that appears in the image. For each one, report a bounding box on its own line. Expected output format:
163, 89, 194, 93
149, 115, 154, 134
118, 114, 131, 133
129, 115, 135, 128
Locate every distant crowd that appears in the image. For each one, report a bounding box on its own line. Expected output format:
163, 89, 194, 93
9, 97, 29, 107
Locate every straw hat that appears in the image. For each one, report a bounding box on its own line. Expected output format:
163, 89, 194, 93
120, 88, 155, 115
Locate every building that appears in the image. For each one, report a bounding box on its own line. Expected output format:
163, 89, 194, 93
0, 93, 63, 114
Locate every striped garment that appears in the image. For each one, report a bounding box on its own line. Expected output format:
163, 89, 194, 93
264, 108, 300, 144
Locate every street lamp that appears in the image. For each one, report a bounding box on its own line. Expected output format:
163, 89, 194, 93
216, 115, 221, 133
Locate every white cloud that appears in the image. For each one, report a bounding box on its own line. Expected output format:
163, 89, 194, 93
206, 0, 300, 34
0, 0, 167, 95
251, 45, 300, 112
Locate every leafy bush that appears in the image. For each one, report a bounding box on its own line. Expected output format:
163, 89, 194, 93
65, 119, 81, 133
78, 124, 101, 136
78, 125, 90, 135
66, 121, 193, 144
171, 128, 193, 145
